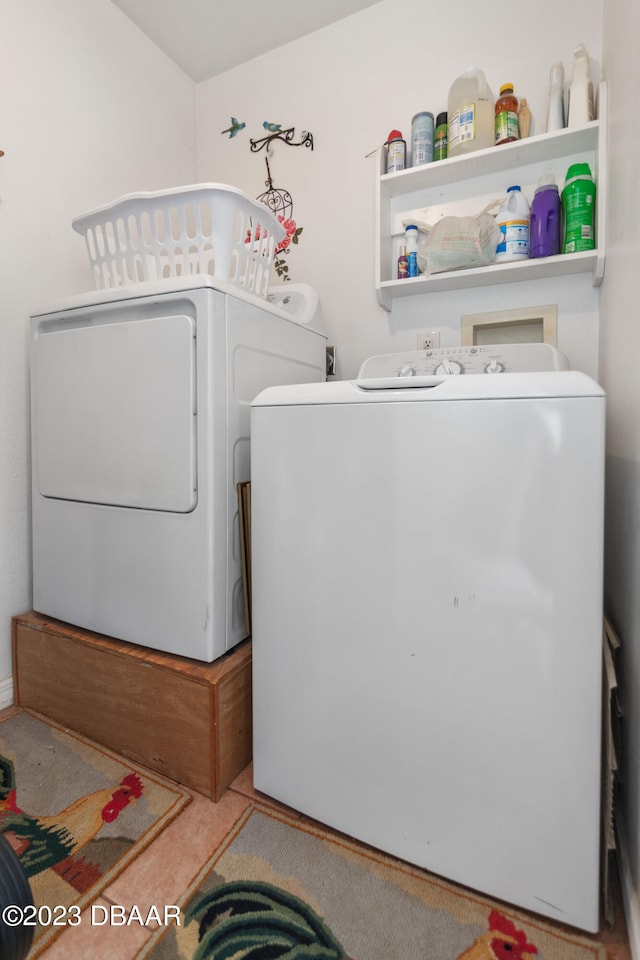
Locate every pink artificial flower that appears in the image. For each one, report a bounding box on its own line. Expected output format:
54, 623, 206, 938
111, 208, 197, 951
279, 216, 297, 236
275, 216, 297, 254
245, 223, 269, 244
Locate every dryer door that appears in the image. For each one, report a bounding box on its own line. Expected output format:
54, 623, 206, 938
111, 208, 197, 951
33, 312, 197, 512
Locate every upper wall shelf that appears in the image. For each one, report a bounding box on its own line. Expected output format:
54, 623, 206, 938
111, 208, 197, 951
375, 81, 607, 311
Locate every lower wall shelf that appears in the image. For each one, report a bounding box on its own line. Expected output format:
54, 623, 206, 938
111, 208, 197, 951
376, 249, 603, 310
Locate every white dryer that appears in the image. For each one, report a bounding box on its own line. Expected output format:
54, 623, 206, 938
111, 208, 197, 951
251, 344, 605, 931
30, 277, 326, 661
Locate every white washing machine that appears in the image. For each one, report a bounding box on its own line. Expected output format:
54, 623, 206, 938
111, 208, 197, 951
251, 344, 605, 931
30, 277, 326, 662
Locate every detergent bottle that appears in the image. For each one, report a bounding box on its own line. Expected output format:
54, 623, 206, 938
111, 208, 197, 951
562, 163, 596, 253
529, 175, 561, 258
447, 68, 494, 157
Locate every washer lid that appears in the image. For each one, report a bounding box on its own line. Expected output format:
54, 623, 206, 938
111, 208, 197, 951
252, 371, 604, 407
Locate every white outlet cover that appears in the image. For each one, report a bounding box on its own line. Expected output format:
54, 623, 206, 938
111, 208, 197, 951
417, 331, 440, 349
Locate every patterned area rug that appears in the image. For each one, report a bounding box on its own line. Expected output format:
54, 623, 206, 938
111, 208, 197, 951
142, 804, 607, 960
0, 710, 191, 956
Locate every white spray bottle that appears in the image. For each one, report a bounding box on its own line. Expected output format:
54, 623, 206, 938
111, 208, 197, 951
546, 62, 565, 132
568, 44, 594, 127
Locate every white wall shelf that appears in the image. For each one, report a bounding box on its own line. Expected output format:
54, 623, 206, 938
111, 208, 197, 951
375, 82, 607, 312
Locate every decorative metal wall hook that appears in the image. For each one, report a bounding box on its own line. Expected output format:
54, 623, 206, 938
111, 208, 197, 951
249, 122, 312, 282
263, 155, 275, 192
250, 127, 314, 154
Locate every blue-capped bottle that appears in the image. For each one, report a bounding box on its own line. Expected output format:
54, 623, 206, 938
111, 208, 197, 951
405, 225, 419, 277
495, 186, 530, 262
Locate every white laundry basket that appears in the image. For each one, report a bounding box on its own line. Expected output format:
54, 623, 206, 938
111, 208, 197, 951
72, 183, 286, 298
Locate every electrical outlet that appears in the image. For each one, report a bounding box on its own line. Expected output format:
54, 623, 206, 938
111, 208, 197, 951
417, 331, 440, 351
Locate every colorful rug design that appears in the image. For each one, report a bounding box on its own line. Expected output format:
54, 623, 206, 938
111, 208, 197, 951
0, 710, 191, 956
143, 804, 607, 960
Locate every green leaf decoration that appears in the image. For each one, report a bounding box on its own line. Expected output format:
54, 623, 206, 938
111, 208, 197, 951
0, 816, 75, 877
0, 756, 16, 798
186, 880, 348, 960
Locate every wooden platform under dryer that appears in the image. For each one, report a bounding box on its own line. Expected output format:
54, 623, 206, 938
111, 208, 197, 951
12, 611, 252, 800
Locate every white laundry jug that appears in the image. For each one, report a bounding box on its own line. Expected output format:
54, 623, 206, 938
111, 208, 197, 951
495, 186, 530, 262
447, 67, 494, 157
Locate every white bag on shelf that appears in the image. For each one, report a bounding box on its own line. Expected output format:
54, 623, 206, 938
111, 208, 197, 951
417, 212, 501, 275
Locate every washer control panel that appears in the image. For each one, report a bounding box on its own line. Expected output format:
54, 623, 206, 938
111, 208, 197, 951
358, 343, 569, 379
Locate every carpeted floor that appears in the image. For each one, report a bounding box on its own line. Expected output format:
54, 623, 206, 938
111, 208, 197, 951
142, 803, 610, 960
0, 708, 629, 960
0, 710, 191, 957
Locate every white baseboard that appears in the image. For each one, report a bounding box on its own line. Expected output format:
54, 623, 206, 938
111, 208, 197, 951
0, 675, 14, 710
617, 818, 640, 960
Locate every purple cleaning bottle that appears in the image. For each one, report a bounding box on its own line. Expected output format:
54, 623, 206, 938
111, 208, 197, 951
529, 175, 561, 258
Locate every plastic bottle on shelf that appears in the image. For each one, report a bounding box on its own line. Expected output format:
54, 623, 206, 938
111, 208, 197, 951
561, 163, 596, 253
547, 62, 565, 132
568, 44, 594, 127
411, 112, 434, 166
386, 130, 406, 173
495, 186, 530, 262
518, 98, 531, 138
530, 174, 561, 259
447, 67, 494, 157
397, 244, 409, 279
405, 225, 420, 277
495, 83, 520, 145
434, 112, 448, 160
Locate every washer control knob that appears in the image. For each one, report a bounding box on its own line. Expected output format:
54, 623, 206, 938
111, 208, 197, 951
434, 359, 463, 375
397, 364, 417, 377
484, 360, 505, 374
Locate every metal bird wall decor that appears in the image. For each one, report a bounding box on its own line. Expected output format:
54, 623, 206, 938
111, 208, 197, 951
220, 117, 246, 138
250, 124, 313, 281
219, 115, 313, 282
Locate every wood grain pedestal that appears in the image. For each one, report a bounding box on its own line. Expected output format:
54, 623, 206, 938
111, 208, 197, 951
12, 612, 252, 800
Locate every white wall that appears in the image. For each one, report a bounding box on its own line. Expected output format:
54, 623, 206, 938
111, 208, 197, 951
197, 0, 603, 380
0, 0, 196, 693
601, 0, 640, 952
